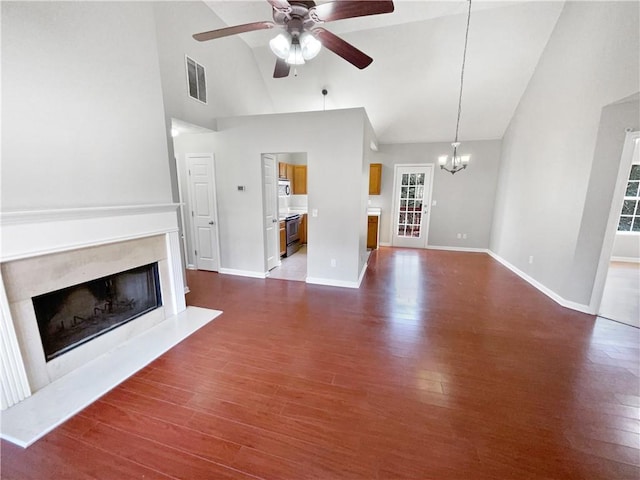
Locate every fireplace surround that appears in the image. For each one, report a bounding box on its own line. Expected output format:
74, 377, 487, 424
0, 204, 186, 409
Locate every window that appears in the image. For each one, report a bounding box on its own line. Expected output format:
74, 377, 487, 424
618, 164, 640, 232
186, 56, 206, 104
397, 172, 426, 238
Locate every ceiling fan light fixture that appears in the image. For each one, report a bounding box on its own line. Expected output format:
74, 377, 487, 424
269, 32, 291, 59
300, 31, 321, 60
286, 39, 305, 65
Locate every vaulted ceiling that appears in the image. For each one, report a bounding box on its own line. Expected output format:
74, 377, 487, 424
203, 1, 564, 144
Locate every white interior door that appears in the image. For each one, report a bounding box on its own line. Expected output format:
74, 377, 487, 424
263, 154, 279, 271
391, 165, 434, 248
187, 154, 219, 271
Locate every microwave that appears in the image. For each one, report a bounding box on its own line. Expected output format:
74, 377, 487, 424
278, 179, 291, 197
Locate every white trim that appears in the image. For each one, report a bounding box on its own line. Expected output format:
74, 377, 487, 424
0, 203, 180, 226
591, 130, 640, 314
1, 206, 180, 262
186, 264, 197, 270
379, 242, 392, 247
357, 263, 368, 287
184, 286, 191, 294
186, 154, 221, 272
611, 256, 640, 263
0, 270, 32, 410
487, 250, 593, 314
219, 268, 267, 279
306, 277, 360, 289
185, 55, 207, 105
389, 164, 435, 249
427, 246, 489, 253
166, 231, 187, 315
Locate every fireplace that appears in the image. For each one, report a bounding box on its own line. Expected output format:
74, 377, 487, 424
0, 204, 187, 408
32, 263, 162, 361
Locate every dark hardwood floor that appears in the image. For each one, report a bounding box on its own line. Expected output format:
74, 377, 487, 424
2, 248, 639, 479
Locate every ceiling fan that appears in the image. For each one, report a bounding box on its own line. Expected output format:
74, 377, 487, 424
193, 0, 395, 78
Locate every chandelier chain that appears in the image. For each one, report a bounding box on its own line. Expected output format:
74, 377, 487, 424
454, 0, 472, 144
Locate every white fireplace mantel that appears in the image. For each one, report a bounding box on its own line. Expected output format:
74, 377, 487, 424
1, 203, 183, 262
0, 204, 187, 411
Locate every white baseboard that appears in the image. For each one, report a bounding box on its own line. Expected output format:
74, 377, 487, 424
357, 263, 368, 287
379, 242, 392, 247
427, 245, 489, 253
184, 286, 190, 294
218, 268, 267, 279
186, 264, 197, 270
611, 256, 640, 263
306, 276, 360, 289
487, 250, 594, 314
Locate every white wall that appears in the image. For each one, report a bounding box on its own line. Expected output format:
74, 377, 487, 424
370, 140, 502, 249
215, 109, 367, 286
1, 2, 172, 210
490, 2, 639, 307
151, 1, 275, 206
612, 235, 640, 260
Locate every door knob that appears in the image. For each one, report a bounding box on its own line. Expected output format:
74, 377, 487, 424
209, 221, 215, 225
272, 219, 278, 223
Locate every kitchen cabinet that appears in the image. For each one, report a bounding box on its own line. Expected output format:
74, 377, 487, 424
369, 163, 382, 195
367, 215, 379, 249
293, 165, 307, 194
299, 214, 307, 244
278, 162, 295, 183
278, 162, 287, 179
279, 221, 286, 257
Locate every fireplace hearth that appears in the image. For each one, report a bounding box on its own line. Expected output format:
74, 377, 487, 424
32, 263, 162, 361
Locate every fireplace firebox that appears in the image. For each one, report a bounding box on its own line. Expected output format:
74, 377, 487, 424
32, 263, 162, 361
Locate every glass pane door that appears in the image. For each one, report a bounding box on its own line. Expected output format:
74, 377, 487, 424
392, 165, 433, 248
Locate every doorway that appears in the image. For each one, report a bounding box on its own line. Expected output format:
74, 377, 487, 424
263, 152, 308, 282
171, 118, 220, 273
186, 154, 220, 271
597, 133, 640, 328
391, 164, 434, 248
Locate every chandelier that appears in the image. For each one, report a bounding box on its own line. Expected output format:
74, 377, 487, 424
439, 0, 473, 175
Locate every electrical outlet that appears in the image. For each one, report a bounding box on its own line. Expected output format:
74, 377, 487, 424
462, 233, 467, 239
312, 209, 318, 217
457, 233, 462, 239
330, 259, 336, 267
529, 256, 534, 264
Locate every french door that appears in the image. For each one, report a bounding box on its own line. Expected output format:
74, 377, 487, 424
391, 165, 434, 248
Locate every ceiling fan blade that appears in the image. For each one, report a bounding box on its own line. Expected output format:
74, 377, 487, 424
309, 1, 394, 23
266, 0, 292, 13
273, 58, 291, 78
193, 21, 275, 42
313, 28, 373, 69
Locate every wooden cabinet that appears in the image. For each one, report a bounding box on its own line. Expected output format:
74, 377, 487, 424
299, 214, 307, 244
278, 162, 287, 179
369, 163, 382, 195
367, 215, 379, 249
293, 165, 307, 194
279, 162, 307, 194
279, 221, 286, 257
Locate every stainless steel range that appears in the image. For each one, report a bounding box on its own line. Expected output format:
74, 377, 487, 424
284, 214, 301, 257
